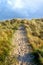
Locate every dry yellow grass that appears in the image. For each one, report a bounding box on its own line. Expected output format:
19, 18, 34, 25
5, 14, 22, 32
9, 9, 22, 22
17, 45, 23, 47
0, 18, 43, 64
24, 19, 43, 64
0, 19, 20, 65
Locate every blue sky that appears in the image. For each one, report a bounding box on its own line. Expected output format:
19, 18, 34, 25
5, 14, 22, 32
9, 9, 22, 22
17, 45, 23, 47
0, 0, 43, 20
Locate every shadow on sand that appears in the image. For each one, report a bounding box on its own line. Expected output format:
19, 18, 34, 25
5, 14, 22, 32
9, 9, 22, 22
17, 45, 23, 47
17, 52, 39, 65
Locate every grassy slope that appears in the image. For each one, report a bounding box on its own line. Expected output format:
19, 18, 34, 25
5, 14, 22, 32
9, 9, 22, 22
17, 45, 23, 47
0, 18, 43, 65
0, 19, 20, 65
23, 19, 43, 64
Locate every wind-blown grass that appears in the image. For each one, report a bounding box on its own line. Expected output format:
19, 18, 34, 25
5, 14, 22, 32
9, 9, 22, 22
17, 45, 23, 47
0, 19, 20, 65
0, 18, 43, 65
24, 19, 43, 64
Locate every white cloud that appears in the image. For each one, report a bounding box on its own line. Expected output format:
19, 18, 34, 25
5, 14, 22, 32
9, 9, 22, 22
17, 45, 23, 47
5, 0, 43, 18
7, 0, 12, 6
7, 0, 24, 9
14, 0, 24, 9
0, 0, 43, 18
6, 0, 43, 13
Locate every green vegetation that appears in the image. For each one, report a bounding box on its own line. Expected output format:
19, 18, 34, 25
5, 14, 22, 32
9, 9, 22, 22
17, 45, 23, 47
0, 18, 43, 65
24, 19, 43, 64
0, 19, 20, 65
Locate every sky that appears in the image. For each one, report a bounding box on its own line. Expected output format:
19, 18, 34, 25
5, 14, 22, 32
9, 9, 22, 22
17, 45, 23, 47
0, 0, 43, 20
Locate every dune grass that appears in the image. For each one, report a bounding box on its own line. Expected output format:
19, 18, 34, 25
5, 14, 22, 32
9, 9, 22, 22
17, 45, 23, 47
24, 19, 43, 64
0, 18, 43, 65
0, 19, 20, 65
